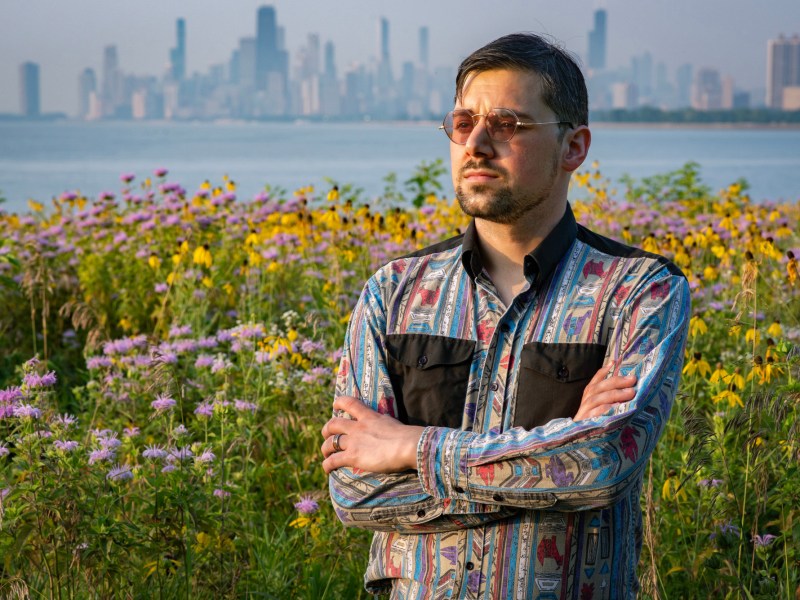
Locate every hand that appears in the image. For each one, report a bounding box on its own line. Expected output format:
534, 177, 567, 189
573, 362, 637, 421
321, 396, 426, 474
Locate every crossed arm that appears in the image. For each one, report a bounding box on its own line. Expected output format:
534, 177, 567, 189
321, 269, 690, 532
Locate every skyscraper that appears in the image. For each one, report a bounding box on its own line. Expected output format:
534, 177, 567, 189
19, 62, 40, 117
256, 5, 279, 90
766, 34, 800, 109
170, 18, 186, 82
78, 68, 97, 119
588, 9, 607, 71
419, 27, 429, 71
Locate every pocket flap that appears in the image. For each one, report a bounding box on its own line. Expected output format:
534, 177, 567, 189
520, 342, 607, 382
386, 334, 475, 370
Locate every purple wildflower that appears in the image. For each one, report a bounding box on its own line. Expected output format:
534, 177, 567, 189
88, 448, 115, 465
167, 446, 193, 462
294, 495, 320, 515
13, 404, 41, 419
107, 464, 133, 481
698, 478, 724, 488
194, 354, 215, 368
52, 413, 78, 428
0, 443, 9, 457
142, 445, 168, 460
752, 534, 777, 547
151, 394, 177, 413
54, 440, 80, 452
155, 282, 169, 294
123, 426, 140, 438
23, 371, 57, 388
120, 173, 135, 184
169, 324, 193, 338
86, 356, 113, 369
195, 450, 216, 465
213, 488, 231, 499
154, 168, 168, 177
161, 464, 177, 473
194, 402, 214, 418
234, 400, 258, 413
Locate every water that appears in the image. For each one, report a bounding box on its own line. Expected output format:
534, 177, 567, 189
1, 120, 799, 213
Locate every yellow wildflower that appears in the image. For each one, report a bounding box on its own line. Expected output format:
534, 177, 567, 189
327, 185, 340, 202
717, 213, 734, 231
621, 226, 632, 243
119, 317, 132, 332
712, 389, 743, 408
28, 199, 44, 212
746, 356, 766, 385
689, 315, 708, 338
787, 251, 798, 286
202, 276, 213, 288
728, 324, 742, 338
683, 352, 712, 378
767, 321, 782, 338
745, 327, 760, 346
702, 265, 718, 281
245, 229, 259, 247
289, 516, 311, 529
193, 244, 213, 268
642, 234, 659, 254
661, 470, 687, 502
709, 363, 728, 384
148, 254, 161, 270
723, 368, 745, 391
763, 357, 784, 383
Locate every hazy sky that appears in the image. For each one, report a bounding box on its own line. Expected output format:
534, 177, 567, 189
2, 0, 797, 115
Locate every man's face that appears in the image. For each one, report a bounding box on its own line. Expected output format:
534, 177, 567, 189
450, 69, 567, 225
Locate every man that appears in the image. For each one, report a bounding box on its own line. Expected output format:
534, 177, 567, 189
321, 32, 689, 599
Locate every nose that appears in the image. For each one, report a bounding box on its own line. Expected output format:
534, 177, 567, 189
464, 116, 495, 158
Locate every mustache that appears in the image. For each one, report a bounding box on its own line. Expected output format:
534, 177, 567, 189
458, 160, 508, 178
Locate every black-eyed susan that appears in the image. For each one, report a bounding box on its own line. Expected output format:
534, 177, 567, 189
709, 362, 728, 384
766, 320, 782, 338
746, 356, 766, 385
683, 352, 712, 378
689, 314, 708, 338
193, 244, 212, 269
148, 253, 161, 270
712, 389, 743, 408
723, 368, 745, 391
327, 185, 340, 202
787, 251, 797, 286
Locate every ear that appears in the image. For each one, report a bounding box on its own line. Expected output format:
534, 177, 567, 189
561, 126, 591, 173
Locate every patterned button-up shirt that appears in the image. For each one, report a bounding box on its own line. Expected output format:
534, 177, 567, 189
330, 204, 690, 599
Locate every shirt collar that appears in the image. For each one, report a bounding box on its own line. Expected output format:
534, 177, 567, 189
461, 203, 578, 286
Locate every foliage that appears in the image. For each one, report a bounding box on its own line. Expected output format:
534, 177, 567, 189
1, 164, 799, 598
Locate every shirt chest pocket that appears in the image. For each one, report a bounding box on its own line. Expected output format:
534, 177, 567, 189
385, 334, 475, 429
514, 342, 607, 430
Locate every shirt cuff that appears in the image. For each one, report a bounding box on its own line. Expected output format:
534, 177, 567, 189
417, 426, 473, 500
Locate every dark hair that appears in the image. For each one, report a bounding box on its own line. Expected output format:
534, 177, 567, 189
455, 32, 588, 127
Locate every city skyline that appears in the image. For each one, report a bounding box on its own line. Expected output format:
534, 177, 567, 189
2, 0, 798, 116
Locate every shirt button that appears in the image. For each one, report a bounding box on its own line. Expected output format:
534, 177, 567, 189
557, 365, 569, 379
466, 561, 475, 571
492, 493, 504, 502
417, 355, 428, 367
416, 509, 426, 518
453, 485, 465, 494
490, 381, 499, 392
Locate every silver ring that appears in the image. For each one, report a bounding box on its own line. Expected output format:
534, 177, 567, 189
331, 433, 344, 453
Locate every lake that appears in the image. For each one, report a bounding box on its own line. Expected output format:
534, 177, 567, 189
1, 120, 799, 213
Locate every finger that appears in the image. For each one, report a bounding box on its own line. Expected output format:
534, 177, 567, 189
320, 432, 349, 459
332, 395, 374, 419
320, 416, 354, 440
585, 374, 637, 397
588, 361, 616, 386
322, 451, 347, 474
575, 387, 636, 420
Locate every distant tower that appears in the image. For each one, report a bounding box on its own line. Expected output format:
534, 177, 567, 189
324, 41, 336, 79
379, 18, 390, 64
676, 63, 693, 107
170, 18, 186, 81
256, 5, 279, 90
588, 9, 607, 70
767, 34, 800, 109
78, 68, 97, 119
19, 62, 40, 117
377, 16, 394, 97
419, 26, 429, 71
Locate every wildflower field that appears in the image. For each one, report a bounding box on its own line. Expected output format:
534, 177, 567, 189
0, 162, 798, 599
